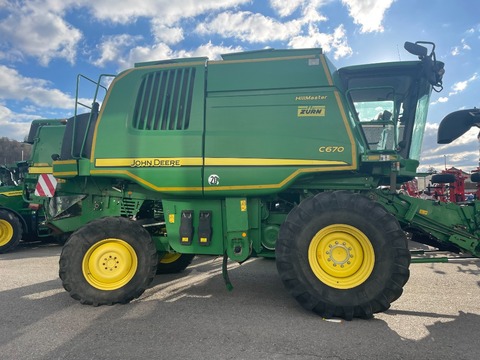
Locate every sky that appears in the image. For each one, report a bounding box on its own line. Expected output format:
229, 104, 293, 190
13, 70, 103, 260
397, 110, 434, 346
0, 0, 479, 172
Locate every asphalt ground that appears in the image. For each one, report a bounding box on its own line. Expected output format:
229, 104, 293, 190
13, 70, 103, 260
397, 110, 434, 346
0, 240, 479, 360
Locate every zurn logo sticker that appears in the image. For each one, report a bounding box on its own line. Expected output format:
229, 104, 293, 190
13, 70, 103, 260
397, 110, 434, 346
297, 106, 325, 117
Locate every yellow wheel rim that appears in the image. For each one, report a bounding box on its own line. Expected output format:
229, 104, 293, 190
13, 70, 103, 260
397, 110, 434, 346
0, 219, 14, 247
308, 224, 375, 289
82, 238, 138, 291
159, 253, 181, 264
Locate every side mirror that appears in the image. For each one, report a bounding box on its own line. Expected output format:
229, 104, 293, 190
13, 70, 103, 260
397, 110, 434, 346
405, 41, 444, 89
404, 42, 428, 58
437, 108, 480, 144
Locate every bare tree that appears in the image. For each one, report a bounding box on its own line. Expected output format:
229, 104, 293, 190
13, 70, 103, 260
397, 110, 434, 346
0, 137, 32, 165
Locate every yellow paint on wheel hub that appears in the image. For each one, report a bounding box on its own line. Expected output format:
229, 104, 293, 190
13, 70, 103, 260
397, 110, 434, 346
308, 224, 375, 289
82, 238, 138, 291
0, 219, 14, 246
159, 252, 181, 264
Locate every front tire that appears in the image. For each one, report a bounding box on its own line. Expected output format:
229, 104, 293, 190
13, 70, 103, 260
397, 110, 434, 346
0, 209, 23, 253
276, 191, 410, 320
59, 217, 158, 305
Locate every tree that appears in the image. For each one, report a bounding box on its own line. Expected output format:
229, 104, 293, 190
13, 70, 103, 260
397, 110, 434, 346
0, 137, 32, 165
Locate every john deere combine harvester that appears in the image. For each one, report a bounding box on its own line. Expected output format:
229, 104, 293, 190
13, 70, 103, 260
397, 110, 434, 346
26, 41, 480, 319
0, 119, 66, 253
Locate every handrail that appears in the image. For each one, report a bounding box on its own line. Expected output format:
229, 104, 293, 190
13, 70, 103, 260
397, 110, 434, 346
72, 74, 116, 159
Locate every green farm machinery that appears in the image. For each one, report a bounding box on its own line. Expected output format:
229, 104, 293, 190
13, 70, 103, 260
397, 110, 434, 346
0, 119, 66, 253
26, 40, 480, 319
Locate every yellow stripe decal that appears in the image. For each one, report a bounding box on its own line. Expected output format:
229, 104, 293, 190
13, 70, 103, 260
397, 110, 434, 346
90, 169, 203, 192
0, 190, 23, 197
29, 166, 53, 174
90, 163, 352, 193
204, 166, 344, 192
95, 157, 347, 167
205, 158, 346, 166
95, 158, 203, 167
333, 91, 357, 169
320, 55, 334, 86
53, 160, 77, 165
53, 171, 78, 177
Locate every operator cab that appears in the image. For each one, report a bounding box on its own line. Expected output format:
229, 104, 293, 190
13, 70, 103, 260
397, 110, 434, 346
339, 42, 444, 164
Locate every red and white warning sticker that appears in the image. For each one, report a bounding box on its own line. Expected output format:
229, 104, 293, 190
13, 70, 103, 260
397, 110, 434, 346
34, 173, 58, 197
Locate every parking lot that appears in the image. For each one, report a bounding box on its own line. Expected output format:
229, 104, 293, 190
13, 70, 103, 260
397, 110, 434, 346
1, 241, 479, 360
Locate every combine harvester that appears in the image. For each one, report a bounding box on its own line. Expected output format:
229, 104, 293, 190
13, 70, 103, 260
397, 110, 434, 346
27, 41, 480, 319
0, 119, 66, 253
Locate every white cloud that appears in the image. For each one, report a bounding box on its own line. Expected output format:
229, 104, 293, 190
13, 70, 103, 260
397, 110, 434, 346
0, 65, 74, 109
424, 126, 479, 155
92, 34, 143, 68
341, 0, 395, 33
191, 42, 243, 60
151, 20, 184, 45
430, 96, 449, 105
0, 104, 40, 141
196, 11, 302, 43
269, 0, 304, 17
194, 4, 350, 58
449, 73, 478, 96
452, 81, 468, 93
420, 123, 480, 171
269, 0, 329, 22
0, 1, 82, 65
1, 0, 251, 65
118, 42, 243, 71
451, 38, 472, 56
78, 0, 251, 25
462, 39, 471, 50
289, 24, 352, 59
301, 0, 329, 23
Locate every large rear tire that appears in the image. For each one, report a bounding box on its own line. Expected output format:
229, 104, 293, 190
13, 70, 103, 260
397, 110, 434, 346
59, 217, 158, 305
0, 209, 23, 253
276, 191, 410, 320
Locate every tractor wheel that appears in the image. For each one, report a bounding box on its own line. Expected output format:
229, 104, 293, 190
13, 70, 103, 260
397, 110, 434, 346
431, 173, 455, 184
0, 209, 23, 253
276, 191, 410, 320
471, 172, 480, 183
156, 253, 195, 274
59, 217, 158, 306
